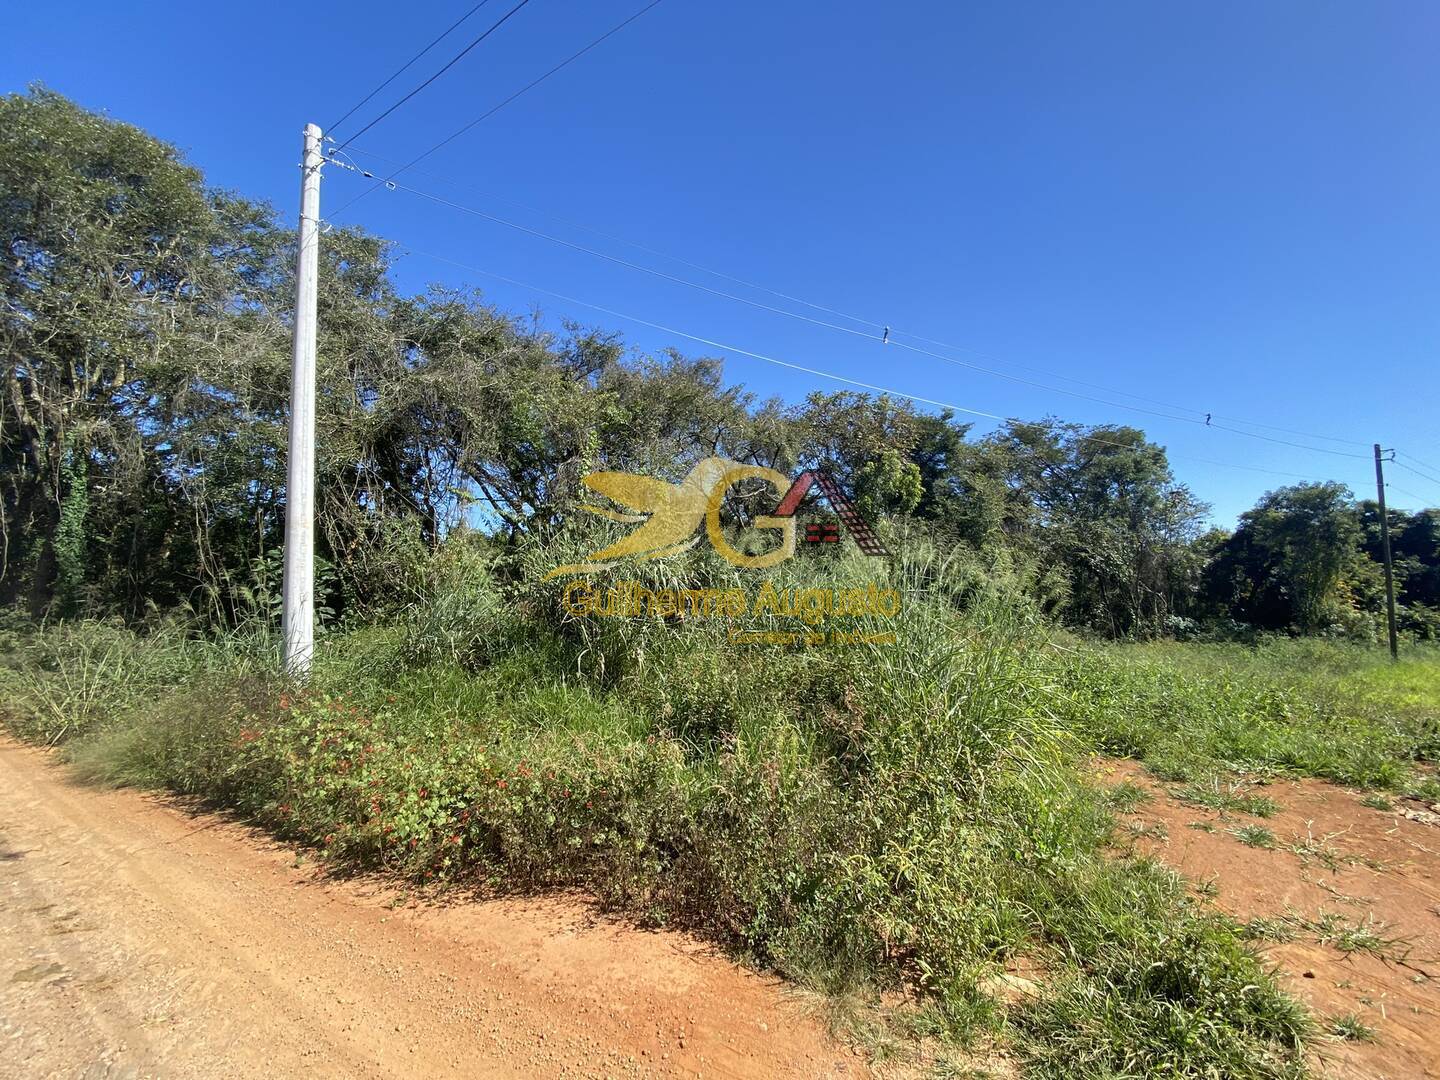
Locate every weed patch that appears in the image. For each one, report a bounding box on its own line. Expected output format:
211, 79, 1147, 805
1104, 780, 1151, 812
1230, 824, 1278, 849
15, 589, 1423, 1076
1241, 910, 1414, 965
1055, 639, 1438, 788
1329, 1013, 1377, 1042
1173, 777, 1280, 817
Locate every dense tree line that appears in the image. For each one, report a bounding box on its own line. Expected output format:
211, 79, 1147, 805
4, 88, 1436, 640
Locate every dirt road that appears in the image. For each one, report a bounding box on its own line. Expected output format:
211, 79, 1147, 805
1103, 761, 1440, 1080
0, 741, 861, 1079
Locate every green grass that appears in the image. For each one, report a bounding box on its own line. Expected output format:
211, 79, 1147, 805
1329, 1013, 1377, 1043
1103, 780, 1151, 812
1405, 774, 1440, 802
1013, 858, 1309, 1079
0, 617, 265, 744
1172, 778, 1280, 817
1241, 910, 1413, 964
1287, 828, 1383, 872
1327, 917, 1412, 962
1229, 824, 1278, 849
1241, 915, 1300, 944
10, 546, 1433, 1076
1054, 637, 1440, 788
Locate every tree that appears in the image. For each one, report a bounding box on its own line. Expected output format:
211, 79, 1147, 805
985, 420, 1206, 636
1357, 502, 1440, 637
14, 86, 1425, 644
1209, 483, 1361, 632
1, 86, 282, 616
854, 449, 923, 521
786, 391, 920, 488
906, 410, 1011, 547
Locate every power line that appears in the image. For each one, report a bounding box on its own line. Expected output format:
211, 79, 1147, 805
384, 242, 1350, 486
327, 0, 669, 219
332, 141, 1377, 453
1397, 451, 1440, 479
332, 0, 536, 152
1391, 458, 1440, 490
1386, 483, 1433, 508
886, 336, 1369, 459
332, 164, 878, 334
328, 0, 498, 136
325, 158, 1371, 463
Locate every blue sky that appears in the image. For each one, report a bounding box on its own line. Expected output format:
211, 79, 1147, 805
5, 0, 1438, 523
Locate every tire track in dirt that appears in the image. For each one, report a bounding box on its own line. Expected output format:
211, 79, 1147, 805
0, 740, 863, 1079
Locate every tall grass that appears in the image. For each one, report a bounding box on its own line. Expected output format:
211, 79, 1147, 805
1054, 636, 1440, 786
6, 539, 1398, 1075
0, 615, 275, 745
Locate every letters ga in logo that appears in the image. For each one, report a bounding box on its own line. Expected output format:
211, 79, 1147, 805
546, 456, 888, 578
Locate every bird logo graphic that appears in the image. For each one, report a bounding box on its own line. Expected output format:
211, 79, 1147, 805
545, 457, 794, 578
545, 456, 890, 579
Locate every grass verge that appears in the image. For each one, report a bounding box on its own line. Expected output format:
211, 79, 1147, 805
12, 553, 1425, 1076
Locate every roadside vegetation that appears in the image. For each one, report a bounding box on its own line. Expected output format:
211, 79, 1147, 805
6, 540, 1437, 1076
1057, 637, 1440, 791
4, 86, 1439, 1077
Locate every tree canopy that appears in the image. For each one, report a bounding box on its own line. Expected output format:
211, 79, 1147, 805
4, 87, 1435, 641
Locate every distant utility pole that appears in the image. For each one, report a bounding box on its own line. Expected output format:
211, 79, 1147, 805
281, 124, 323, 676
1373, 443, 1399, 661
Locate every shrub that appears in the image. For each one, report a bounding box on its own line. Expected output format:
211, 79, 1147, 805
3, 573, 1347, 1076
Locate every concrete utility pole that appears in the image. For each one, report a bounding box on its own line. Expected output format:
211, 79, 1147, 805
1373, 444, 1399, 661
281, 124, 323, 676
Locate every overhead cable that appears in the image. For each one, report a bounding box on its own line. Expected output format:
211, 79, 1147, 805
1386, 483, 1433, 508
327, 0, 668, 217
1391, 458, 1440, 490
333, 141, 1376, 451
388, 242, 1351, 486
326, 159, 1371, 462
1398, 450, 1440, 474
328, 0, 499, 136
332, 0, 536, 151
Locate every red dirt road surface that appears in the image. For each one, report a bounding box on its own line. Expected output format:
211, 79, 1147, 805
0, 740, 862, 1079
1102, 760, 1440, 1080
